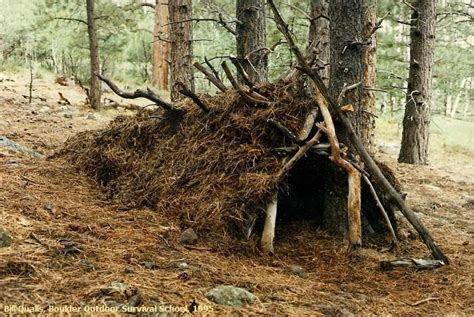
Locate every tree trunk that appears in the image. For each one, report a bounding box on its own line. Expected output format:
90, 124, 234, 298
398, 0, 437, 164
169, 0, 193, 102
323, 0, 364, 236
152, 0, 170, 91
308, 0, 330, 86
362, 0, 377, 153
236, 0, 267, 84
86, 0, 101, 109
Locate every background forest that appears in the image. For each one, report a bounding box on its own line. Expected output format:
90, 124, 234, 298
1, 1, 472, 111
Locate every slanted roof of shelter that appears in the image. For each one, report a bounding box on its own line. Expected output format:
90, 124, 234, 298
59, 83, 314, 237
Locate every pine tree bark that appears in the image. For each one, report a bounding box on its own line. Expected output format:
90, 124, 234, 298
308, 0, 330, 86
236, 0, 267, 84
323, 0, 364, 236
152, 0, 170, 91
86, 0, 101, 109
399, 0, 437, 164
169, 0, 193, 102
362, 0, 377, 153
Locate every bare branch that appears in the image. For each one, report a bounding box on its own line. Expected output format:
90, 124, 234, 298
98, 74, 181, 114
221, 61, 270, 105
230, 56, 254, 87
53, 17, 88, 25
193, 61, 227, 92
175, 81, 210, 113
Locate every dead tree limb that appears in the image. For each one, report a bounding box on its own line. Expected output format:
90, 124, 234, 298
176, 81, 210, 113
268, 0, 448, 263
380, 258, 444, 271
193, 61, 227, 92
362, 174, 398, 244
204, 57, 221, 82
221, 61, 271, 105
261, 192, 278, 254
298, 108, 318, 141
98, 74, 181, 114
230, 56, 254, 87
275, 129, 322, 183
267, 119, 302, 145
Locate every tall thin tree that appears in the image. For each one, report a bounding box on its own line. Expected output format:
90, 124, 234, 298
362, 0, 378, 152
152, 0, 170, 91
399, 0, 437, 164
236, 0, 267, 84
86, 0, 101, 109
169, 0, 193, 101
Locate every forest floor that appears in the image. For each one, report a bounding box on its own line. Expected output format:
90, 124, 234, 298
1, 73, 473, 315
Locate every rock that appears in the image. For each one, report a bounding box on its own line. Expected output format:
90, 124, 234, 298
180, 228, 198, 245
141, 261, 158, 269
58, 105, 69, 111
0, 227, 12, 247
0, 136, 44, 159
39, 106, 51, 114
206, 285, 257, 307
86, 113, 97, 120
63, 112, 74, 119
177, 262, 189, 269
79, 259, 96, 271
291, 265, 305, 278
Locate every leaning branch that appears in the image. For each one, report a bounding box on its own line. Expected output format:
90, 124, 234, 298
193, 61, 227, 92
175, 81, 210, 113
268, 0, 448, 263
98, 75, 181, 114
221, 61, 271, 105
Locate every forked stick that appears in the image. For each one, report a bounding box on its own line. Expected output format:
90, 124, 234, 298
268, 0, 448, 263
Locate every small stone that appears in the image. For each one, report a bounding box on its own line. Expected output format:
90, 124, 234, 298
0, 227, 12, 248
58, 105, 69, 111
180, 228, 198, 245
177, 262, 189, 269
141, 261, 158, 269
206, 285, 257, 307
86, 113, 97, 120
291, 265, 305, 278
39, 106, 51, 114
44, 203, 56, 214
79, 259, 96, 271
63, 112, 73, 119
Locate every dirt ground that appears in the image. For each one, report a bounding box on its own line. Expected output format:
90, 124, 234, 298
1, 74, 473, 315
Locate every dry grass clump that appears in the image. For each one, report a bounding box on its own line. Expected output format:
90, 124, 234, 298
58, 83, 313, 236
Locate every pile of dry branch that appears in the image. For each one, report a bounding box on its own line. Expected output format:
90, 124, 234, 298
59, 83, 313, 237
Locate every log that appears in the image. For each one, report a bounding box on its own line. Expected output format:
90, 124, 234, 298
380, 258, 445, 271
268, 0, 448, 264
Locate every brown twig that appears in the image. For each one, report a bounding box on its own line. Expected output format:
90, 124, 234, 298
362, 174, 398, 244
98, 74, 181, 114
193, 61, 227, 92
176, 81, 210, 113
221, 61, 270, 105
230, 56, 254, 87
275, 129, 323, 183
